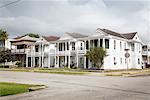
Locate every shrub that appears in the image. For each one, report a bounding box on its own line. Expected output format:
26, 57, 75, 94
15, 62, 22, 67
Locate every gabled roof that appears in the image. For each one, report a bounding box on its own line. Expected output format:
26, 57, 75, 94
12, 35, 39, 42
43, 36, 60, 42
122, 32, 137, 39
97, 28, 125, 38
97, 28, 137, 40
66, 32, 88, 38
14, 35, 25, 39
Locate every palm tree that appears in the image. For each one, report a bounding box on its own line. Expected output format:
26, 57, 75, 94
0, 29, 8, 50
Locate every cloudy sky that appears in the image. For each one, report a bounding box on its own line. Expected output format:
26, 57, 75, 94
0, 0, 150, 43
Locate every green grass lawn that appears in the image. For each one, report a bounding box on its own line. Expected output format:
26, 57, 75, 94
0, 82, 44, 96
0, 68, 90, 75
0, 67, 150, 76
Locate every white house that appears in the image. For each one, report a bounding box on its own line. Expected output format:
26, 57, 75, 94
26, 28, 143, 70
10, 35, 42, 67
0, 39, 12, 49
142, 44, 150, 66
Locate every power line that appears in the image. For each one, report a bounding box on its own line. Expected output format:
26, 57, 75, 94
0, 0, 21, 9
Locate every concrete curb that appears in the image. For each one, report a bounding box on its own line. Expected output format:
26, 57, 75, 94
29, 86, 46, 91
123, 74, 150, 77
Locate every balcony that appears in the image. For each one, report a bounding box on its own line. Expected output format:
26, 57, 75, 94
142, 51, 149, 56
11, 49, 30, 54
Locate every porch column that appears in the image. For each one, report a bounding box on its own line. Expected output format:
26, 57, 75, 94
31, 57, 33, 67
84, 40, 86, 69
39, 44, 41, 67
31, 46, 33, 67
56, 56, 59, 68
41, 44, 44, 68
26, 46, 28, 67
26, 56, 28, 67
48, 43, 50, 68
54, 43, 57, 68
88, 40, 90, 50
68, 41, 71, 68
98, 38, 100, 47
148, 56, 150, 64
65, 42, 67, 66
103, 38, 105, 49
88, 40, 91, 69
58, 43, 60, 68
76, 41, 79, 68
33, 45, 35, 67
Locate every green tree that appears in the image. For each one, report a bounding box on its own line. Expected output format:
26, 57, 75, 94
0, 49, 14, 63
0, 29, 8, 49
25, 33, 39, 38
85, 47, 107, 69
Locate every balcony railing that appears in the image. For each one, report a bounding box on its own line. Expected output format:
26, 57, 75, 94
142, 51, 148, 55
11, 49, 29, 53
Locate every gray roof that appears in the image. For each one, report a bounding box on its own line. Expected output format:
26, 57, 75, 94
43, 36, 60, 41
122, 32, 137, 39
97, 28, 137, 40
66, 32, 88, 38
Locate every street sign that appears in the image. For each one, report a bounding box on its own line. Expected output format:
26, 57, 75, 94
125, 52, 130, 58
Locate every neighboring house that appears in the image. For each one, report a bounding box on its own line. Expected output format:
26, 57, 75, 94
0, 38, 13, 66
26, 28, 143, 70
0, 39, 11, 50
142, 44, 150, 67
26, 36, 60, 68
10, 35, 42, 67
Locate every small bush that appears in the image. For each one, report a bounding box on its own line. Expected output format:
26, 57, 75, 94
71, 66, 77, 69
0, 65, 9, 68
15, 62, 22, 67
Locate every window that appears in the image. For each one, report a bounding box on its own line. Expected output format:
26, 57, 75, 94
136, 44, 139, 51
63, 43, 65, 51
59, 43, 62, 51
17, 44, 27, 49
138, 58, 140, 64
67, 42, 69, 50
131, 43, 135, 51
114, 57, 116, 65
35, 45, 39, 52
120, 41, 122, 51
86, 41, 89, 50
72, 42, 75, 50
100, 39, 103, 47
120, 58, 122, 64
80, 43, 84, 50
105, 39, 109, 49
0, 41, 4, 47
139, 44, 141, 53
124, 43, 126, 49
94, 39, 98, 47
142, 46, 147, 51
125, 58, 127, 64
114, 40, 116, 50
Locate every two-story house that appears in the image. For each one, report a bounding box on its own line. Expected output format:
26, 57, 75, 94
11, 35, 41, 67
26, 28, 143, 70
142, 44, 150, 67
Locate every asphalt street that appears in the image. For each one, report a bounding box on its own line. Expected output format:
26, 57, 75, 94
0, 71, 150, 100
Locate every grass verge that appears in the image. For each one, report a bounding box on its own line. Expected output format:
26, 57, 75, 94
0, 68, 89, 75
0, 82, 44, 96
104, 68, 150, 76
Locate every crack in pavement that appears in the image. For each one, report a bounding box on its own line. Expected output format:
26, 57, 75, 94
50, 80, 150, 96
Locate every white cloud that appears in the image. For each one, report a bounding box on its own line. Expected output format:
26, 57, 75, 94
0, 0, 149, 43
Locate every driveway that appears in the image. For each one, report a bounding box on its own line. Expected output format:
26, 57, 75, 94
0, 71, 150, 100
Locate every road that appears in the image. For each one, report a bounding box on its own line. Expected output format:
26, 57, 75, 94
0, 71, 150, 100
